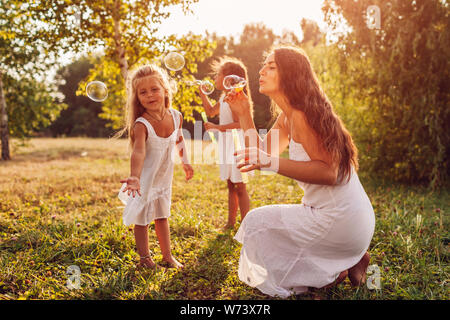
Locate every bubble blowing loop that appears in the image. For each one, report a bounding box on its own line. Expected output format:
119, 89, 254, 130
223, 75, 246, 92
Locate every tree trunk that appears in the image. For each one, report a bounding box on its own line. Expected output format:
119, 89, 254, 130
0, 70, 10, 161
113, 0, 129, 82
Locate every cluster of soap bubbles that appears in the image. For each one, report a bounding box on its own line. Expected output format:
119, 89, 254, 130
85, 51, 247, 102
184, 79, 214, 95
86, 51, 216, 101
162, 52, 214, 95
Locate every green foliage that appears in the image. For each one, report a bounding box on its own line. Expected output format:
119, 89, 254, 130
322, 0, 450, 187
300, 18, 323, 46
233, 24, 279, 130
192, 23, 305, 131
32, 0, 215, 129
0, 0, 65, 155
0, 0, 48, 72
48, 58, 114, 137
4, 74, 67, 139
0, 138, 448, 300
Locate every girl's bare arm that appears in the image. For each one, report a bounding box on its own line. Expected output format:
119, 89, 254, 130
130, 123, 147, 178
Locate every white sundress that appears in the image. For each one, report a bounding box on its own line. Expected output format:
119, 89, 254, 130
119, 108, 182, 226
234, 139, 376, 298
218, 96, 245, 183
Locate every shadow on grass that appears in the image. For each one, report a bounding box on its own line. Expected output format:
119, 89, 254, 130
11, 147, 127, 163
157, 230, 238, 299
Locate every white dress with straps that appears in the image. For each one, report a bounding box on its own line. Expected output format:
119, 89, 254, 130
120, 108, 182, 226
218, 96, 245, 183
234, 139, 375, 297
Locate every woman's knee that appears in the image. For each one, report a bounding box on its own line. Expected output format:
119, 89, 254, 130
244, 205, 271, 223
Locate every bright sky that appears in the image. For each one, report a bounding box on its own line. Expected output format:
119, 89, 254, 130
157, 0, 326, 40
55, 0, 326, 80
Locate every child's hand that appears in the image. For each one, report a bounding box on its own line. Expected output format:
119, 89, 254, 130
204, 122, 217, 132
183, 164, 194, 181
224, 90, 250, 117
120, 176, 141, 197
198, 85, 206, 97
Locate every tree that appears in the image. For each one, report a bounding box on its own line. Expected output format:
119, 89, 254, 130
48, 57, 114, 137
0, 0, 66, 160
323, 0, 450, 187
31, 0, 215, 130
232, 23, 278, 129
300, 18, 323, 46
4, 75, 66, 139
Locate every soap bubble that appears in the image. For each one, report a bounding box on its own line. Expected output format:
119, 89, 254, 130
164, 52, 185, 71
223, 75, 246, 91
200, 80, 214, 95
86, 81, 108, 102
184, 79, 214, 95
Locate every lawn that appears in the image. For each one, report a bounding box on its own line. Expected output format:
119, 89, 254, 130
0, 138, 448, 300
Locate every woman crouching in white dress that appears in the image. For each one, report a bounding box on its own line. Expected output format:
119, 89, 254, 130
225, 45, 375, 298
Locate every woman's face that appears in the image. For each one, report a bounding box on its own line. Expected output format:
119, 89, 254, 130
136, 76, 166, 112
258, 53, 280, 95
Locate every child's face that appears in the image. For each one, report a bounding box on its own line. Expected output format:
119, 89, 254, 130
136, 76, 166, 112
214, 70, 225, 91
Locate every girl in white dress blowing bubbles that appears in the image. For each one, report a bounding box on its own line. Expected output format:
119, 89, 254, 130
225, 46, 375, 298
199, 57, 253, 229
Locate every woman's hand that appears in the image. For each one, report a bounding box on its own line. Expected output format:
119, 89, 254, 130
183, 164, 194, 181
234, 147, 275, 172
224, 90, 251, 117
204, 122, 217, 132
120, 176, 141, 198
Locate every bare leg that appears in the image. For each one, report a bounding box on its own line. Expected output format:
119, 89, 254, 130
134, 224, 155, 268
348, 252, 370, 286
235, 182, 250, 221
225, 180, 238, 228
154, 218, 183, 268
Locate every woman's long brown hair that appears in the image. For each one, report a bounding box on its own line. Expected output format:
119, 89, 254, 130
273, 45, 358, 182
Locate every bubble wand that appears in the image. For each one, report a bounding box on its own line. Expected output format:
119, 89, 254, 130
201, 112, 217, 144
232, 129, 249, 184
223, 75, 246, 92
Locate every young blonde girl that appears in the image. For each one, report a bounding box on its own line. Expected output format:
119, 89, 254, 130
118, 64, 193, 269
199, 57, 253, 229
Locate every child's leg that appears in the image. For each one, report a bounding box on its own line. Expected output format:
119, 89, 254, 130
134, 224, 155, 268
226, 179, 239, 227
154, 218, 183, 268
235, 182, 250, 221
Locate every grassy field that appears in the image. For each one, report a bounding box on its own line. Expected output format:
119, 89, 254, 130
0, 138, 448, 300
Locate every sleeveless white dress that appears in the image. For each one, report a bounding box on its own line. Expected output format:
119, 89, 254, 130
119, 108, 182, 226
234, 139, 375, 297
218, 96, 245, 183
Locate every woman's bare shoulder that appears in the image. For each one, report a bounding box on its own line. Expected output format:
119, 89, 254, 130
289, 109, 310, 140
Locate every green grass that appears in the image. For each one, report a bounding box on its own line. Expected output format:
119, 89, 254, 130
0, 138, 448, 300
